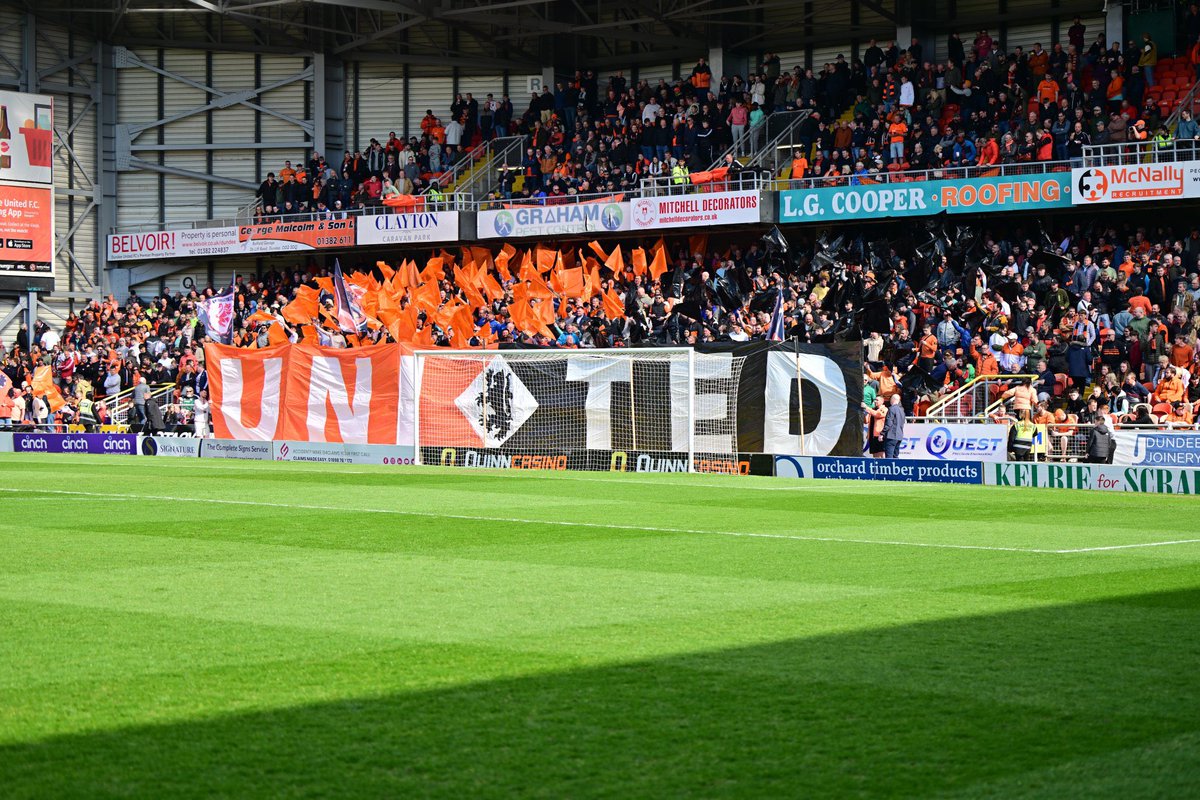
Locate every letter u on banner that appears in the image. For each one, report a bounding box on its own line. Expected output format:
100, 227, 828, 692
763, 351, 848, 455
206, 343, 288, 440
279, 344, 401, 444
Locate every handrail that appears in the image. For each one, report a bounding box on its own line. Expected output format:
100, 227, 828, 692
779, 159, 1075, 190
456, 135, 525, 201
1081, 139, 1197, 168
708, 109, 809, 170
925, 374, 1038, 420
1165, 77, 1200, 132
638, 172, 768, 197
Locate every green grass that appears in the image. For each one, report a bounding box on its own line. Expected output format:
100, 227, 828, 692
1, 454, 1198, 798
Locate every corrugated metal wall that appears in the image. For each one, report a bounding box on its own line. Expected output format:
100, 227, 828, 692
115, 49, 311, 228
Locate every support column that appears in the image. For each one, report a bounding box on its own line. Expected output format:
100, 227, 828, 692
708, 47, 724, 86
98, 43, 121, 300
1106, 3, 1123, 50
25, 290, 37, 342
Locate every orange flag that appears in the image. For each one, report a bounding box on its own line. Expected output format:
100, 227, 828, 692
397, 259, 421, 289
414, 324, 435, 347
475, 321, 497, 346
560, 267, 585, 299
518, 249, 537, 282
587, 262, 603, 299
525, 269, 555, 300
396, 303, 418, 343
649, 244, 669, 281
247, 309, 275, 324
455, 261, 485, 309
588, 240, 608, 261
266, 321, 290, 347
420, 256, 445, 283
282, 285, 319, 325
688, 234, 708, 258
31, 366, 65, 412
470, 246, 494, 273
632, 247, 648, 276
315, 276, 334, 294
495, 243, 516, 282
602, 288, 626, 320
481, 272, 504, 303
415, 280, 442, 316
535, 247, 558, 273
436, 298, 463, 332
604, 245, 625, 274
375, 260, 395, 280
451, 305, 477, 347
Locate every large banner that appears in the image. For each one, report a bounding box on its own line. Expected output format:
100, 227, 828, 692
899, 423, 1008, 463
778, 173, 1071, 223
206, 342, 417, 444
1111, 431, 1200, 468
1072, 163, 1200, 205
630, 190, 760, 230
205, 342, 863, 465
477, 202, 630, 239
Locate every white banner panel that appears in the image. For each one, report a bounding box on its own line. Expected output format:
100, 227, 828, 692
0, 431, 11, 452
138, 435, 202, 457
273, 440, 416, 465
477, 201, 630, 239
199, 438, 272, 460
1072, 163, 1200, 205
1111, 431, 1200, 468
899, 423, 1009, 463
107, 227, 240, 261
355, 212, 460, 246
630, 190, 761, 230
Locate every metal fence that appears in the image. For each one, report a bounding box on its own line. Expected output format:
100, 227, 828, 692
1081, 139, 1200, 167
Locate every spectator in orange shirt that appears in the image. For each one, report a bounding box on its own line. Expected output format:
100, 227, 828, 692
1036, 76, 1059, 104
1153, 366, 1186, 403
917, 325, 939, 371
888, 116, 908, 164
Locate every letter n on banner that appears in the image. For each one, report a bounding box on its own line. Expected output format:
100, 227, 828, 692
206, 343, 289, 440
279, 344, 401, 444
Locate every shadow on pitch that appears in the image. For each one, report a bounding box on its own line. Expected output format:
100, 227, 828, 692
3, 587, 1198, 798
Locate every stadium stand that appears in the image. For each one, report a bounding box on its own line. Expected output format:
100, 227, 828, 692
4, 216, 1200, 437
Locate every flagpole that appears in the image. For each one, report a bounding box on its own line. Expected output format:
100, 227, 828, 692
795, 340, 806, 456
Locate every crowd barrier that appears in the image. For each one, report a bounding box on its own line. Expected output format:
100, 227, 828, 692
4, 431, 1198, 494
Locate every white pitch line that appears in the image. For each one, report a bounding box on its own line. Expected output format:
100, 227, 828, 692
0, 487, 1054, 554
1055, 539, 1200, 553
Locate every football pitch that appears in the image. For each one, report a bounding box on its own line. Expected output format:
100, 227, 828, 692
1, 454, 1199, 798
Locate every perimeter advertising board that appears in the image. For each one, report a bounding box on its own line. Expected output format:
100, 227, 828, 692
630, 190, 760, 230
477, 202, 630, 239
108, 212, 462, 261
273, 440, 416, 465
12, 432, 137, 455
778, 173, 1071, 223
899, 423, 1008, 463
775, 455, 984, 484
987, 462, 1200, 494
1111, 431, 1200, 468
1071, 163, 1200, 205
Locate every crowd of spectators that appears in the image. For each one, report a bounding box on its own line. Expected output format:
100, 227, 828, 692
5, 213, 1200, 442
250, 15, 1200, 218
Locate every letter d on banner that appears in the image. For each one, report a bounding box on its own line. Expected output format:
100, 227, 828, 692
762, 352, 848, 455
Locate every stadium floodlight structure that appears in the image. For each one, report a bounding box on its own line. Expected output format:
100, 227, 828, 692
413, 348, 746, 472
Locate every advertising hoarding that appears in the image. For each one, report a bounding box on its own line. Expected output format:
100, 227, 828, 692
477, 201, 630, 239
630, 190, 760, 230
778, 174, 1072, 223
1072, 163, 1200, 205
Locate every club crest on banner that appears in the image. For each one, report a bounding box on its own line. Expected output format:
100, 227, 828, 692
454, 356, 538, 447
